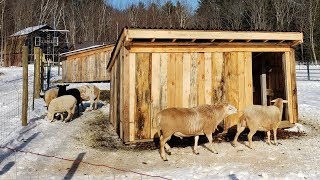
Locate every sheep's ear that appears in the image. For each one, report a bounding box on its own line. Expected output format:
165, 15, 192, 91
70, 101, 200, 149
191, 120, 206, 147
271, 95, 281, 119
282, 100, 288, 103
270, 99, 276, 103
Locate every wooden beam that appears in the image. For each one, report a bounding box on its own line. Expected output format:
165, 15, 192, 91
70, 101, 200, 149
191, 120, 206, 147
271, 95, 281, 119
127, 42, 294, 47
127, 29, 304, 42
129, 46, 292, 53
260, 60, 267, 106
107, 28, 128, 72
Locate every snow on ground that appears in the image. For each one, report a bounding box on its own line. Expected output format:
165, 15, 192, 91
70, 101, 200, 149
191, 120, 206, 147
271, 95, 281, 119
0, 65, 320, 179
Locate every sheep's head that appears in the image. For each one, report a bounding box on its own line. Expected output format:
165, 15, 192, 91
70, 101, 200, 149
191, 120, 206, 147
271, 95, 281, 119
47, 112, 54, 121
225, 104, 237, 115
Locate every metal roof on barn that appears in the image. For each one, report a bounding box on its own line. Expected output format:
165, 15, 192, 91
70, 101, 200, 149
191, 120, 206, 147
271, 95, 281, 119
10, 24, 51, 37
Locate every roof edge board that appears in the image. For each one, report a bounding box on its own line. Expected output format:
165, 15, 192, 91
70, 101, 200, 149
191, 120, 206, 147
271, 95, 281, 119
126, 29, 303, 42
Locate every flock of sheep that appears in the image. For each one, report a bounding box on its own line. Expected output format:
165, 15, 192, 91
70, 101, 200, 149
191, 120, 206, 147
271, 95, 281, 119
156, 98, 286, 161
41, 84, 286, 161
42, 84, 100, 122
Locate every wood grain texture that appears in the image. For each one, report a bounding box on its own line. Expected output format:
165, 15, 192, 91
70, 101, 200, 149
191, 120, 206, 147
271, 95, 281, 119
135, 53, 151, 140
190, 53, 198, 107
167, 53, 176, 108
160, 53, 168, 110
129, 53, 136, 141
204, 52, 212, 105
211, 52, 225, 103
197, 53, 205, 105
182, 53, 191, 108
151, 53, 161, 138
175, 53, 184, 107
290, 49, 298, 123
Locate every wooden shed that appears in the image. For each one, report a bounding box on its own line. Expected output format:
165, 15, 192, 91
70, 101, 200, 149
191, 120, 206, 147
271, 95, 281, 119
60, 44, 114, 82
107, 28, 303, 143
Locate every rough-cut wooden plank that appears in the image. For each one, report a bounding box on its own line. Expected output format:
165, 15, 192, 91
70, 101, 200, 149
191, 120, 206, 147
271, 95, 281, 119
284, 52, 294, 123
135, 53, 151, 140
119, 48, 123, 140
160, 53, 168, 110
237, 52, 245, 114
290, 49, 298, 123
151, 53, 161, 138
122, 48, 130, 142
182, 53, 191, 108
197, 53, 205, 105
204, 53, 212, 105
175, 53, 183, 107
167, 53, 176, 108
244, 52, 253, 106
129, 53, 136, 141
129, 46, 292, 53
190, 53, 198, 107
211, 52, 225, 103
224, 52, 239, 130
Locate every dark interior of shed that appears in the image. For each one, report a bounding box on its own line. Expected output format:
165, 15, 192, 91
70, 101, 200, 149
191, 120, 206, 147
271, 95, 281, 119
252, 52, 288, 121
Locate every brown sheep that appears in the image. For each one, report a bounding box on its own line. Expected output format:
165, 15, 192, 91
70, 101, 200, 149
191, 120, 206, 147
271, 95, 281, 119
232, 98, 287, 149
43, 88, 58, 109
156, 103, 237, 161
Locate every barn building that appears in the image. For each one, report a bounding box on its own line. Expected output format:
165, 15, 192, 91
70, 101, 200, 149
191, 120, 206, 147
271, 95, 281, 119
3, 24, 68, 67
60, 44, 114, 82
107, 28, 303, 143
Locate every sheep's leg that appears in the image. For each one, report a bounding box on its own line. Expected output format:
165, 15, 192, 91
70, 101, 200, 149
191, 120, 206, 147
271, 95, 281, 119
194, 135, 200, 155
273, 128, 278, 145
205, 133, 218, 154
164, 143, 172, 155
160, 135, 172, 161
247, 130, 257, 149
266, 131, 271, 145
232, 123, 245, 147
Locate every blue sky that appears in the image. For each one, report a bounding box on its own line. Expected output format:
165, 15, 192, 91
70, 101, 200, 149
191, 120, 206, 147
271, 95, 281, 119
108, 0, 199, 10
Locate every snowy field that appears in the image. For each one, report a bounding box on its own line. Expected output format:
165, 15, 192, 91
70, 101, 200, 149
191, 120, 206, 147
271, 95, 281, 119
0, 65, 320, 179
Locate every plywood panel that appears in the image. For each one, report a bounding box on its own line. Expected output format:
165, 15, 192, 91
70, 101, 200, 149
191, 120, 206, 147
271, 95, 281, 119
175, 53, 183, 107
190, 53, 198, 107
211, 52, 225, 103
204, 53, 212, 105
238, 52, 246, 115
182, 53, 191, 108
197, 53, 205, 105
135, 53, 151, 140
167, 53, 176, 108
151, 53, 161, 138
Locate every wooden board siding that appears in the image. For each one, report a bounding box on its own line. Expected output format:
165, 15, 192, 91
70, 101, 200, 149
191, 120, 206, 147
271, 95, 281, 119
113, 49, 297, 143
62, 49, 112, 82
135, 53, 152, 140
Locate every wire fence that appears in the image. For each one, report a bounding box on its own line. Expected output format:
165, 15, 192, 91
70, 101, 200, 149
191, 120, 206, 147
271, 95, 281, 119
296, 63, 320, 81
0, 68, 34, 146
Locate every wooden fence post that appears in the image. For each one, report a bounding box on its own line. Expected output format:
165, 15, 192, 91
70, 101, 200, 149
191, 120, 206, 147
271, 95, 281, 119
22, 46, 28, 126
34, 47, 41, 98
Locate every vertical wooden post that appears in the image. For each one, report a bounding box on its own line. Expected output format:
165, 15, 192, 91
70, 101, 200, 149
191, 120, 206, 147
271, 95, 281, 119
22, 46, 28, 126
34, 47, 41, 98
260, 60, 267, 105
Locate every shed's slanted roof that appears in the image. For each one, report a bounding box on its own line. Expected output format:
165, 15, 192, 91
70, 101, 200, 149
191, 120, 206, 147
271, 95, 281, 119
60, 44, 114, 57
11, 24, 50, 37
107, 28, 304, 70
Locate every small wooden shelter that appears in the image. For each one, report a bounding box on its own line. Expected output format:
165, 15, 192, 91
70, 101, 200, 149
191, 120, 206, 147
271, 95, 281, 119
60, 44, 114, 82
107, 28, 303, 143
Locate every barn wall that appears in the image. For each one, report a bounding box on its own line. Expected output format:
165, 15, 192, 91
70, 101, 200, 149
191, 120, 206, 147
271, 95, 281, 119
111, 46, 298, 143
62, 48, 112, 82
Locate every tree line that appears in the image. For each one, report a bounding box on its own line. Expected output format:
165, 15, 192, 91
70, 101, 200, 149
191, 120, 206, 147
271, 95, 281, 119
0, 0, 319, 63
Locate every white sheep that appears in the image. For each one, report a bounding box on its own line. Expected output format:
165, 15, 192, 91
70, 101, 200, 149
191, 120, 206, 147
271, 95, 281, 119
42, 88, 58, 109
77, 85, 100, 110
156, 103, 237, 161
232, 98, 287, 149
47, 95, 77, 122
